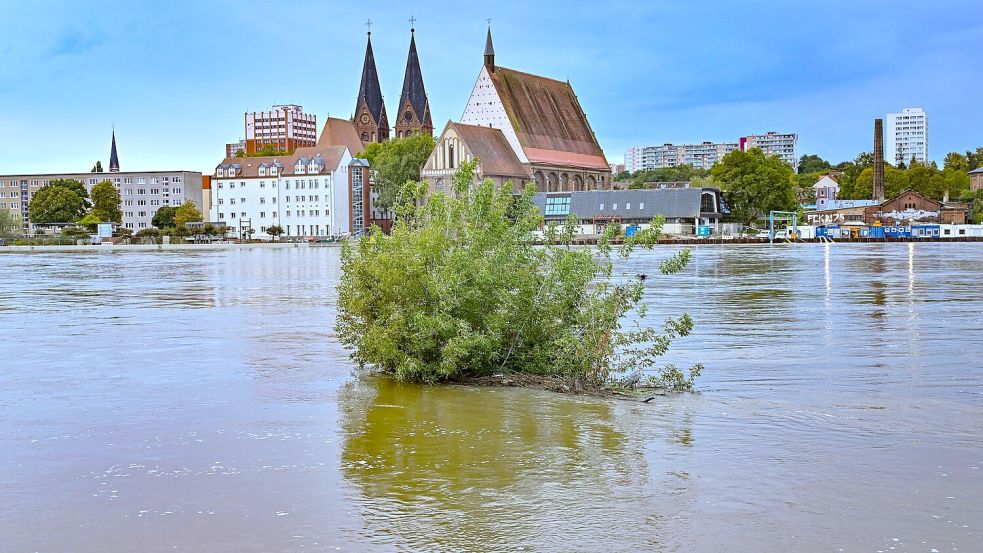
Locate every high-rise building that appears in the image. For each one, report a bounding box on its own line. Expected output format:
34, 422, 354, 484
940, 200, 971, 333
225, 140, 246, 158
885, 107, 928, 165
244, 105, 317, 154
740, 132, 798, 170
624, 142, 739, 172
394, 26, 432, 138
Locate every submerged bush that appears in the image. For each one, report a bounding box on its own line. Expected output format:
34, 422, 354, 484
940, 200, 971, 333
336, 161, 701, 391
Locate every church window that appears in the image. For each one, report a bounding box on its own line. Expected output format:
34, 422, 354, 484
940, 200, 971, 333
449, 143, 455, 169
362, 132, 369, 141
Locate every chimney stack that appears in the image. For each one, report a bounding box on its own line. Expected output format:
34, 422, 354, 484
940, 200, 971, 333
873, 118, 885, 202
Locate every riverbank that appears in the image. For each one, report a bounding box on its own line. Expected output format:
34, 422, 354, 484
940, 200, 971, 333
0, 241, 336, 253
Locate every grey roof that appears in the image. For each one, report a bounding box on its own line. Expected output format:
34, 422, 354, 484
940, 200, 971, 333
398, 30, 430, 126
349, 158, 370, 167
969, 167, 983, 174
533, 188, 716, 220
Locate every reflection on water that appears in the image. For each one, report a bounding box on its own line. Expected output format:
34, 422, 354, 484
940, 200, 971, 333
1, 244, 982, 552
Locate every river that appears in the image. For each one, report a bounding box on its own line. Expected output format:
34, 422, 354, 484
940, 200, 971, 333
0, 243, 980, 552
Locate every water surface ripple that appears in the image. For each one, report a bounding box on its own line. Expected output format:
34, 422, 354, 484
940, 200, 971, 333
1, 244, 980, 552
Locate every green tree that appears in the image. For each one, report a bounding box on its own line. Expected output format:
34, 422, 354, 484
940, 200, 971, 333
91, 161, 104, 173
630, 165, 707, 188
355, 133, 436, 209
850, 165, 909, 200
49, 179, 91, 210
967, 147, 983, 171
710, 148, 797, 226
797, 154, 831, 174
0, 208, 21, 239
944, 152, 968, 173
90, 180, 122, 222
28, 185, 87, 224
174, 201, 203, 227
266, 225, 284, 241
152, 205, 177, 229
248, 145, 292, 157
79, 213, 101, 232
337, 160, 700, 390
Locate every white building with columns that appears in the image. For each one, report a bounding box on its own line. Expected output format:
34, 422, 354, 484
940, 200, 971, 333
210, 145, 353, 239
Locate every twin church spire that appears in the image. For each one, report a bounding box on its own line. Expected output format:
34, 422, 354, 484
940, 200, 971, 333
353, 20, 432, 146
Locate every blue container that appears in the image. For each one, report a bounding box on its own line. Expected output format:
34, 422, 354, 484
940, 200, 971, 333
625, 226, 640, 237
697, 225, 712, 237
862, 226, 885, 239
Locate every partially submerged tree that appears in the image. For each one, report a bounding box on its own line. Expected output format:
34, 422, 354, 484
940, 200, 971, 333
337, 160, 701, 392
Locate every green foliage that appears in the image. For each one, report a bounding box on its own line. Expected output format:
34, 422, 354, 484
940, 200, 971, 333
152, 206, 177, 229
246, 145, 292, 157
355, 133, 436, 209
967, 147, 983, 171
28, 184, 87, 224
0, 208, 22, 238
91, 161, 104, 173
174, 201, 203, 227
842, 159, 970, 201
78, 213, 101, 232
798, 154, 831, 174
710, 148, 797, 226
90, 180, 122, 222
115, 227, 133, 238
337, 160, 699, 391
234, 150, 245, 158
135, 228, 161, 239
629, 165, 707, 188
61, 226, 89, 239
266, 225, 284, 240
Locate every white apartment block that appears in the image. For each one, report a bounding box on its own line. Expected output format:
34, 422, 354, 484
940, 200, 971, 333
623, 142, 740, 172
210, 145, 353, 239
885, 107, 928, 165
0, 171, 203, 232
740, 132, 798, 171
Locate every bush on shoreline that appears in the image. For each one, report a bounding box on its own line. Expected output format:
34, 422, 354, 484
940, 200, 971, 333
336, 161, 701, 391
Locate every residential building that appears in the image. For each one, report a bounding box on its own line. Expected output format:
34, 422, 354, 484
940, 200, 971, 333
740, 132, 798, 170
623, 141, 740, 172
424, 26, 610, 193
244, 105, 317, 154
348, 158, 391, 236
625, 147, 643, 173
885, 107, 928, 165
393, 27, 433, 138
226, 140, 246, 158
813, 175, 839, 211
200, 176, 212, 216
211, 146, 353, 239
0, 171, 203, 232
970, 167, 983, 193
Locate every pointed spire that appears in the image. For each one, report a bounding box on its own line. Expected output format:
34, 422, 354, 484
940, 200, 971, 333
396, 21, 431, 136
109, 128, 120, 173
484, 21, 495, 72
355, 26, 386, 126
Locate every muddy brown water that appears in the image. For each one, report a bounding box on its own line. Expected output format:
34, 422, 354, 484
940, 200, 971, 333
1, 244, 980, 552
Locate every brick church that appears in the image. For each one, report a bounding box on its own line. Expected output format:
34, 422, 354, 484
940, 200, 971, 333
352, 23, 432, 146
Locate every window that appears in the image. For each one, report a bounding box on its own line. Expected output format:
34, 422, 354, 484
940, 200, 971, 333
260, 181, 266, 189
218, 183, 223, 189
218, 199, 224, 205
612, 203, 618, 210
599, 203, 605, 211
240, 197, 246, 204
272, 197, 276, 204
137, 178, 146, 184
544, 196, 571, 216
260, 212, 266, 218
137, 200, 146, 206
625, 203, 631, 210
151, 178, 160, 184
137, 189, 146, 195
260, 197, 266, 204
639, 202, 644, 210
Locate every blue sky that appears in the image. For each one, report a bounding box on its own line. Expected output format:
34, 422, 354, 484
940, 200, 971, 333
1, 0, 981, 174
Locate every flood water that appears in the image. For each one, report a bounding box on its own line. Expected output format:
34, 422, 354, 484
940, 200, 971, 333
1, 244, 981, 552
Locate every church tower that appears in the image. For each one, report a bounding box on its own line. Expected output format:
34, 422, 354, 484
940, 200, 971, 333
394, 22, 432, 138
109, 129, 120, 172
353, 26, 389, 145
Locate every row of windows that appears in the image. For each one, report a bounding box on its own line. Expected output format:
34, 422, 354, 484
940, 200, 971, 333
216, 179, 322, 190
217, 209, 329, 219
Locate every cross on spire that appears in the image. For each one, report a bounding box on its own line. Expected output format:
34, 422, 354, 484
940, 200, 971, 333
409, 16, 416, 32
365, 19, 372, 35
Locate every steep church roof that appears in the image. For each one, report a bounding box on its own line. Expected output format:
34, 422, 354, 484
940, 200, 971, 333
398, 29, 430, 125
488, 66, 608, 170
355, 33, 386, 123
317, 117, 364, 156
449, 122, 528, 179
109, 130, 120, 172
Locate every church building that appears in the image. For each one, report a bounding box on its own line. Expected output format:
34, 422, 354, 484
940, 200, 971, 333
353, 30, 389, 145
423, 27, 611, 193
394, 25, 432, 138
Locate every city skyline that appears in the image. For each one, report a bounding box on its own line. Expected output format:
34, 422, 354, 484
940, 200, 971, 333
1, 0, 981, 175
